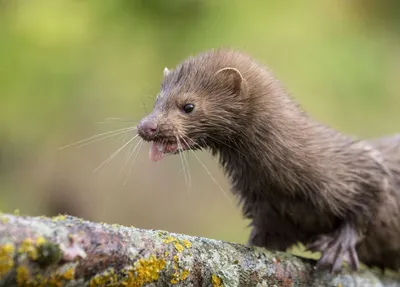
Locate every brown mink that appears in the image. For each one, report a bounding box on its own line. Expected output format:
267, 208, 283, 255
136, 48, 400, 272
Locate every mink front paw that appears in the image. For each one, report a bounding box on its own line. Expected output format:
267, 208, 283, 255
306, 223, 360, 273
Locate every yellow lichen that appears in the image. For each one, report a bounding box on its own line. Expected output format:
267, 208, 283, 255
89, 267, 118, 287
182, 239, 192, 248
129, 255, 166, 286
180, 269, 190, 280
169, 252, 190, 284
16, 265, 30, 286
90, 255, 166, 287
162, 235, 191, 254
212, 274, 223, 287
52, 214, 67, 221
170, 268, 190, 284
15, 263, 76, 287
0, 243, 15, 278
36, 236, 47, 246
0, 216, 9, 224
173, 242, 184, 253
162, 235, 176, 244
63, 267, 75, 280
19, 238, 38, 260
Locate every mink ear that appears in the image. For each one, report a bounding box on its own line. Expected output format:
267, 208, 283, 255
214, 67, 245, 95
163, 67, 171, 77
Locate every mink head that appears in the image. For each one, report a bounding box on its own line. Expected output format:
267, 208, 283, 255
137, 51, 251, 162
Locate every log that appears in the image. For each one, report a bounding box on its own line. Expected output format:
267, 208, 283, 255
0, 213, 399, 287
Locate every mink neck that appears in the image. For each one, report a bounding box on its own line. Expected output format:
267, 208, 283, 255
212, 81, 348, 197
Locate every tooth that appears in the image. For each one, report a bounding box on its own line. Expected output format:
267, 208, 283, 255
156, 142, 165, 152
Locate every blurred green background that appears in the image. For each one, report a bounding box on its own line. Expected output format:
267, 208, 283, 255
1, 0, 399, 253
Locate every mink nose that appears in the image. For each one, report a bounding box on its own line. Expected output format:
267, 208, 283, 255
138, 120, 158, 139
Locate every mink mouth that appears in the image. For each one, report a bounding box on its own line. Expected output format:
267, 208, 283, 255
148, 138, 192, 162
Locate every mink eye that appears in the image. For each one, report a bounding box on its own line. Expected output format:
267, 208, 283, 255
182, 103, 195, 113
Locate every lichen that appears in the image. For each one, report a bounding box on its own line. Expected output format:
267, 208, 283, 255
0, 243, 15, 278
16, 265, 30, 286
212, 274, 224, 287
162, 235, 192, 254
162, 235, 177, 244
173, 242, 184, 253
15, 265, 77, 287
169, 251, 190, 284
89, 255, 166, 287
182, 239, 192, 249
0, 216, 9, 224
89, 267, 118, 287
51, 214, 67, 222
18, 238, 39, 261
170, 268, 190, 284
128, 255, 166, 286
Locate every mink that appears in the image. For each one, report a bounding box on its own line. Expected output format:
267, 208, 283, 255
136, 48, 400, 272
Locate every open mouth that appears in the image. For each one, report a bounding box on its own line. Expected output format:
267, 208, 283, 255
149, 140, 191, 162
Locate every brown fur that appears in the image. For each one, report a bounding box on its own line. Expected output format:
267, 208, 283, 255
137, 49, 400, 272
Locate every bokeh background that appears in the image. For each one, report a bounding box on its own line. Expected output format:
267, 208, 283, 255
1, 0, 400, 255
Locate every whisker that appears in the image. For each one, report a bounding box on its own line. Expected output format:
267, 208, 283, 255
95, 117, 140, 124
176, 136, 190, 192
182, 137, 233, 204
93, 135, 139, 173
179, 136, 192, 191
206, 134, 246, 157
114, 132, 132, 145
75, 130, 132, 149
118, 138, 143, 178
105, 117, 139, 122
141, 100, 149, 115
124, 140, 144, 186
59, 126, 135, 150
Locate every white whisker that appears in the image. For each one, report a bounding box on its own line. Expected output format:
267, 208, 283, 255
118, 139, 143, 178
176, 136, 190, 192
93, 135, 139, 173
179, 137, 192, 191
124, 140, 144, 186
59, 126, 135, 150
95, 117, 139, 124
183, 137, 232, 204
75, 130, 132, 149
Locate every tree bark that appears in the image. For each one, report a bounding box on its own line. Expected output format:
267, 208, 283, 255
0, 213, 399, 287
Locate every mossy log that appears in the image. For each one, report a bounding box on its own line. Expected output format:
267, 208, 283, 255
0, 213, 399, 287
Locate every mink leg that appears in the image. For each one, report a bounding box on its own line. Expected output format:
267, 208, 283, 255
248, 226, 294, 252
307, 221, 360, 273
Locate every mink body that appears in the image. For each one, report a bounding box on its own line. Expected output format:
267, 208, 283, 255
137, 49, 400, 272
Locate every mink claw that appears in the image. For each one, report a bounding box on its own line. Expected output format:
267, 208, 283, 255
307, 223, 360, 273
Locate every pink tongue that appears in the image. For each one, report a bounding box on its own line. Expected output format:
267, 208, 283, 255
149, 142, 165, 162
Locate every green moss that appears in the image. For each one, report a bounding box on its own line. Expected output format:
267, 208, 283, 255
36, 241, 63, 267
